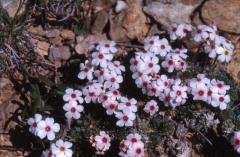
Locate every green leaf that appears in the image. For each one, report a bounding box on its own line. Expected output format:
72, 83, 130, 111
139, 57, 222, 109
38, 74, 55, 87
30, 84, 45, 114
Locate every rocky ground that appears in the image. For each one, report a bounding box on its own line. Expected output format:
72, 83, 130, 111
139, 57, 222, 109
0, 0, 240, 156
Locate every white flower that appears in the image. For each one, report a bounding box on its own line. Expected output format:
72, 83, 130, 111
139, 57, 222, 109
63, 88, 84, 104
37, 118, 60, 141
118, 97, 138, 113
119, 133, 144, 157
94, 68, 110, 83
193, 25, 217, 42
127, 142, 144, 157
192, 87, 208, 102
189, 74, 210, 89
78, 61, 93, 80
211, 79, 230, 95
51, 139, 73, 157
157, 38, 172, 57
42, 149, 55, 157
91, 51, 113, 68
170, 81, 188, 105
156, 75, 171, 92
102, 99, 118, 115
104, 72, 123, 90
83, 82, 103, 103
172, 48, 188, 60
161, 56, 175, 73
94, 131, 111, 151
204, 43, 218, 59
116, 112, 136, 127
143, 56, 160, 74
217, 47, 233, 63
144, 100, 159, 116
193, 25, 209, 42
63, 101, 84, 119
231, 131, 240, 153
28, 114, 42, 135
96, 41, 117, 54
108, 61, 125, 75
211, 94, 230, 110
144, 36, 160, 54
175, 23, 192, 39
169, 24, 178, 40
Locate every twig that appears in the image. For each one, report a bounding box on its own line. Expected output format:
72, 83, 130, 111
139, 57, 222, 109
197, 130, 213, 146
116, 43, 144, 49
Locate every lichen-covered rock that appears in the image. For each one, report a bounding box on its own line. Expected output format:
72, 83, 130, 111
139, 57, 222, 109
202, 0, 240, 34
143, 0, 203, 28
122, 0, 149, 42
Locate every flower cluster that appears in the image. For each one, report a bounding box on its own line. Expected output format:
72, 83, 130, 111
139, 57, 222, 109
189, 74, 230, 110
231, 131, 240, 153
42, 139, 73, 157
28, 114, 60, 141
169, 24, 234, 63
90, 131, 111, 155
143, 100, 159, 116
119, 133, 144, 157
63, 88, 84, 119
77, 40, 139, 127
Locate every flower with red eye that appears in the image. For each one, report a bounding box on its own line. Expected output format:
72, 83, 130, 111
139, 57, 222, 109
144, 100, 159, 116
63, 88, 84, 104
63, 101, 84, 119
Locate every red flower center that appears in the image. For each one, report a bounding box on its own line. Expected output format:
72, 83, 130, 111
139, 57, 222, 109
150, 105, 155, 111
148, 63, 154, 68
110, 104, 115, 109
123, 115, 129, 121
33, 122, 37, 127
217, 83, 223, 88
71, 107, 76, 113
168, 60, 174, 65
71, 93, 76, 98
160, 45, 165, 49
183, 29, 188, 33
133, 60, 138, 66
103, 95, 108, 101
197, 29, 202, 34
89, 92, 95, 96
208, 90, 212, 96
136, 148, 142, 154
198, 90, 204, 96
60, 147, 65, 152
113, 90, 119, 95
165, 96, 171, 102
211, 45, 216, 49
83, 67, 89, 73
120, 143, 125, 148
172, 27, 177, 32
143, 81, 148, 87
149, 40, 154, 45
131, 138, 137, 143
105, 44, 110, 48
164, 81, 168, 87
45, 126, 51, 132
180, 62, 185, 66
235, 139, 240, 145
176, 91, 181, 96
126, 102, 131, 107
219, 96, 224, 102
98, 53, 104, 59
102, 137, 108, 143
151, 88, 157, 93
111, 77, 116, 82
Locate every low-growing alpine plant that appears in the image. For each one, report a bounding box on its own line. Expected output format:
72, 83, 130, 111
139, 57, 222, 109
25, 23, 240, 156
